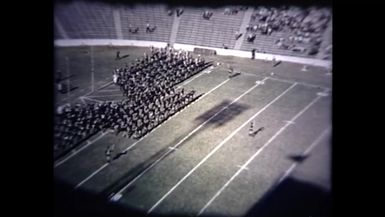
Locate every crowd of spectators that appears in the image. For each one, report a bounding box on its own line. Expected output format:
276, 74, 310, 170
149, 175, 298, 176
203, 10, 213, 20
127, 23, 157, 34
246, 6, 331, 55
167, 8, 184, 17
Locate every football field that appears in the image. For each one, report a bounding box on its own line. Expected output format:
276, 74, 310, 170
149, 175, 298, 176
54, 46, 332, 217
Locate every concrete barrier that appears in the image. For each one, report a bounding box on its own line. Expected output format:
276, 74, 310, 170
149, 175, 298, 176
54, 39, 331, 69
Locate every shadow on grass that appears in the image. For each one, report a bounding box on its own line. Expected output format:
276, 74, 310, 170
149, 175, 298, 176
55, 178, 229, 217
194, 100, 250, 128
244, 177, 331, 217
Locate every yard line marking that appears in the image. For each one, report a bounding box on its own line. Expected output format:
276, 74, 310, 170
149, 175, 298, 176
255, 80, 265, 85
80, 96, 86, 104
242, 73, 330, 91
73, 78, 231, 189
54, 132, 108, 168
197, 95, 322, 216
110, 78, 269, 201
74, 163, 109, 189
82, 90, 96, 97
56, 77, 228, 170
179, 71, 207, 88
79, 96, 104, 103
82, 81, 114, 97
283, 120, 296, 125
147, 82, 296, 214
88, 94, 124, 98
266, 76, 329, 90
236, 165, 249, 171
98, 89, 121, 92
97, 81, 114, 90
317, 91, 329, 97
276, 126, 331, 184
120, 78, 230, 154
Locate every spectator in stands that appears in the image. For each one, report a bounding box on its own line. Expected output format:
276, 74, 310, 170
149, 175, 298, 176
252, 25, 258, 32
129, 25, 139, 34
222, 43, 228, 49
167, 9, 173, 16
246, 24, 251, 31
247, 33, 256, 42
176, 8, 184, 17
203, 10, 213, 20
235, 31, 242, 40
146, 23, 156, 33
224, 8, 231, 15
324, 44, 332, 54
308, 45, 319, 55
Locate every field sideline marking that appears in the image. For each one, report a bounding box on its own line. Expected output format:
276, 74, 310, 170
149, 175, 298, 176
276, 126, 331, 184
109, 77, 269, 201
98, 89, 121, 92
197, 95, 322, 216
74, 163, 109, 189
266, 76, 329, 90
73, 77, 231, 189
87, 94, 124, 98
242, 72, 330, 90
147, 82, 296, 214
79, 96, 104, 103
55, 74, 228, 170
54, 132, 109, 168
179, 71, 207, 87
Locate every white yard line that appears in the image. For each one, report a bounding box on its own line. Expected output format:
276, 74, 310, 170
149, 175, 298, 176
55, 75, 227, 170
147, 82, 297, 214
73, 78, 231, 189
74, 163, 109, 189
88, 94, 124, 98
197, 95, 322, 216
266, 76, 330, 90
109, 78, 269, 201
54, 132, 109, 168
276, 127, 331, 184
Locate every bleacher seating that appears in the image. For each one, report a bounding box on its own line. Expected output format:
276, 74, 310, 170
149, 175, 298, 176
175, 7, 245, 49
240, 6, 332, 58
55, 1, 116, 39
119, 4, 173, 42
54, 1, 332, 60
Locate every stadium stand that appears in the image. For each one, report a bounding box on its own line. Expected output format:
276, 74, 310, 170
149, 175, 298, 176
119, 4, 173, 42
175, 7, 245, 49
240, 6, 332, 58
54, 1, 332, 59
55, 1, 116, 39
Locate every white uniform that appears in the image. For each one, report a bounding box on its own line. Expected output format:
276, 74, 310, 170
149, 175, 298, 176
113, 74, 119, 83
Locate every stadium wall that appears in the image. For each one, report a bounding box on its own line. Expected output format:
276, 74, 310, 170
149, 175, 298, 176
54, 39, 331, 69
